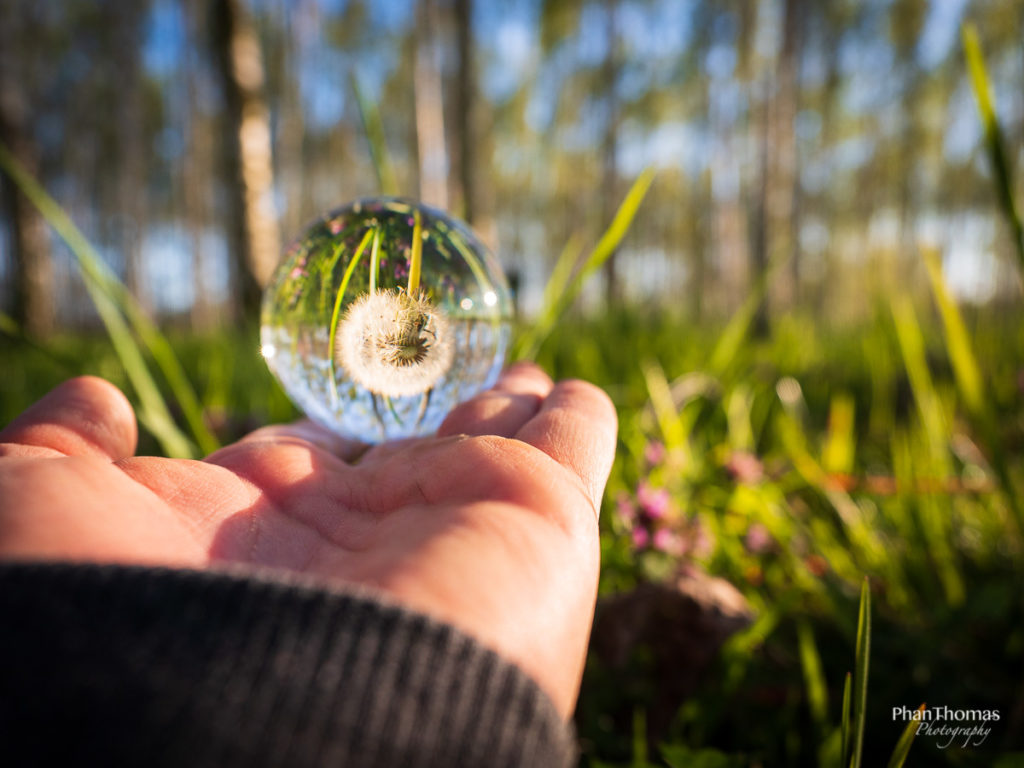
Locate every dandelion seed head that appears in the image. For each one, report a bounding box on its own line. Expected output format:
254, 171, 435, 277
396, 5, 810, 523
336, 289, 454, 397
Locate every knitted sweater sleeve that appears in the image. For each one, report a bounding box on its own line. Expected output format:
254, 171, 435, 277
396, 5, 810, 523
0, 562, 577, 767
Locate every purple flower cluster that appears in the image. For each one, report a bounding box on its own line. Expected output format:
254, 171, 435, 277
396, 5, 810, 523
614, 440, 719, 563
617, 481, 686, 557
394, 252, 409, 280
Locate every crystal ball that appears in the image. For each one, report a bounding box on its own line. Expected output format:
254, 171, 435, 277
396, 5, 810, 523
260, 198, 513, 442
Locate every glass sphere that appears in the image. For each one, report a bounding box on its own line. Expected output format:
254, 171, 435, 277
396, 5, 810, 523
261, 198, 513, 443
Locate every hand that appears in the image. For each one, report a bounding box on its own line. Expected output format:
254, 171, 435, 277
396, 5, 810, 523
0, 363, 616, 717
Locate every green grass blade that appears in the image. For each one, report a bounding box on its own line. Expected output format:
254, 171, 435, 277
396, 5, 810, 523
382, 394, 403, 424
922, 246, 1024, 536
962, 24, 1024, 275
78, 276, 193, 457
890, 296, 947, 460
850, 578, 871, 768
797, 620, 828, 732
841, 671, 852, 768
369, 226, 382, 293
516, 169, 655, 360
922, 248, 983, 415
575, 168, 655, 288
822, 393, 856, 476
327, 228, 375, 407
319, 238, 351, 316
709, 292, 760, 377
446, 226, 496, 296
891, 295, 968, 602
776, 409, 888, 582
408, 209, 423, 293
0, 141, 204, 456
708, 249, 790, 377
541, 232, 584, 315
719, 593, 790, 694
640, 357, 687, 454
512, 232, 583, 359
631, 707, 648, 767
351, 71, 398, 197
887, 704, 925, 768
122, 304, 220, 454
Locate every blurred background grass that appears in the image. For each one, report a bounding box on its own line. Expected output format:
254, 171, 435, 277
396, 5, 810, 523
3, 0, 1024, 765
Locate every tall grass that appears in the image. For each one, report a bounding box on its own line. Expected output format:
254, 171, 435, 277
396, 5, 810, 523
963, 24, 1024, 275
0, 142, 218, 457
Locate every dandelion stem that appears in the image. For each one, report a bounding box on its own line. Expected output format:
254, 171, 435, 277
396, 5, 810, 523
415, 389, 431, 427
327, 228, 375, 408
382, 394, 403, 424
408, 209, 422, 294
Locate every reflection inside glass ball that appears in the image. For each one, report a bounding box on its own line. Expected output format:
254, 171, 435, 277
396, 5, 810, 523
261, 198, 513, 442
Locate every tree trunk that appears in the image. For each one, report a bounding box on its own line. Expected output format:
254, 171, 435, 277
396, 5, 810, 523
773, 0, 802, 310
113, 4, 149, 313
278, 0, 312, 240
212, 0, 281, 323
689, 170, 711, 323
0, 14, 54, 337
601, 0, 621, 306
453, 0, 475, 223
414, 0, 448, 209
183, 0, 215, 329
750, 90, 770, 339
815, 6, 843, 321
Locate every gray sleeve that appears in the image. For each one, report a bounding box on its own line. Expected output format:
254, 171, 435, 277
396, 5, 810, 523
0, 562, 576, 767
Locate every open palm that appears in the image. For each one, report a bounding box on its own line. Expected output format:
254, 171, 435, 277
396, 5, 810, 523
0, 363, 616, 716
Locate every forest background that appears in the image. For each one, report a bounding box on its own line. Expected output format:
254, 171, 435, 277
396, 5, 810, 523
2, 0, 1024, 766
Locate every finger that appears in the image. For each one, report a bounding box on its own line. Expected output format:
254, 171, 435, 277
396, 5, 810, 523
0, 376, 137, 461
438, 361, 553, 438
235, 420, 368, 463
515, 379, 617, 514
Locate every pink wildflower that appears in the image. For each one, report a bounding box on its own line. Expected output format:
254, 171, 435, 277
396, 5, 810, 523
644, 441, 666, 466
636, 482, 670, 520
632, 526, 650, 549
653, 527, 685, 556
745, 523, 772, 554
